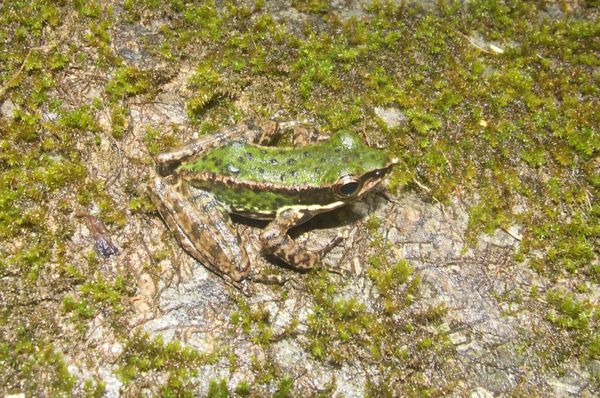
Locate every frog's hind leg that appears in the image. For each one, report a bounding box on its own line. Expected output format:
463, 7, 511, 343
156, 120, 280, 175
259, 208, 340, 270
148, 177, 250, 288
292, 124, 327, 146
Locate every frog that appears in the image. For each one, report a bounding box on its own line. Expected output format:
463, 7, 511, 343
148, 120, 397, 289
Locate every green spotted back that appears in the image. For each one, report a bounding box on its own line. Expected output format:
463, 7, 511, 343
178, 131, 390, 188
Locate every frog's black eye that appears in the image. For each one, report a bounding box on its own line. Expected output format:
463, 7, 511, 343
340, 182, 359, 195
335, 175, 361, 198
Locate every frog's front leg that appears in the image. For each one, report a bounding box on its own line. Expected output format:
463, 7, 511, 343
148, 177, 250, 286
260, 208, 340, 270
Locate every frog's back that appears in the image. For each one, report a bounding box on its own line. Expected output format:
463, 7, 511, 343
179, 136, 387, 187
184, 142, 329, 186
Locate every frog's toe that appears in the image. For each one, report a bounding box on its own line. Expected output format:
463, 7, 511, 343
248, 273, 291, 286
288, 250, 320, 270
259, 229, 320, 270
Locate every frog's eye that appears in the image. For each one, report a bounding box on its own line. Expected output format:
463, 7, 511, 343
335, 175, 361, 198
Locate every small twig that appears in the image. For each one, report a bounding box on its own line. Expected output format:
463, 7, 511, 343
0, 49, 33, 101
501, 227, 522, 242
457, 31, 493, 54
412, 177, 431, 193
412, 177, 448, 217
584, 189, 593, 210
103, 131, 125, 190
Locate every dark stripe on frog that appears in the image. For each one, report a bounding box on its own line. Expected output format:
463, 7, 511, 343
184, 172, 345, 218
181, 171, 341, 196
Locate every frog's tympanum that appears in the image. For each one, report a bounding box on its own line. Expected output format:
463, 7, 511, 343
148, 120, 396, 288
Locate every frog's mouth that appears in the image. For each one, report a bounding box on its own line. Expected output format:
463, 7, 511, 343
359, 158, 398, 196
362, 167, 392, 192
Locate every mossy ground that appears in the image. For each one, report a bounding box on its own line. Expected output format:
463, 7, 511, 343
0, 0, 598, 396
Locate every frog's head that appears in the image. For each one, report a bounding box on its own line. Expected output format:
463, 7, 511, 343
326, 131, 397, 202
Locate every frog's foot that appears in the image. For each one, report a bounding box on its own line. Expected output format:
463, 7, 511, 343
319, 233, 344, 257
260, 208, 339, 271
292, 125, 325, 146
316, 233, 355, 277
270, 118, 329, 147
247, 273, 292, 286
321, 260, 353, 278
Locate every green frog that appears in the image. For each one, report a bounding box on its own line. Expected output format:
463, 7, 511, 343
148, 120, 396, 288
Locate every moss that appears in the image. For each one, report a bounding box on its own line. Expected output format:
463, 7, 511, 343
85, 19, 114, 64
272, 376, 293, 398
292, 0, 329, 14
109, 104, 129, 139
0, 331, 75, 396
186, 63, 226, 118
364, 214, 381, 232
367, 258, 414, 300
117, 331, 208, 396
106, 66, 151, 100
230, 298, 274, 346
128, 192, 155, 214
58, 105, 99, 132
206, 379, 230, 398
303, 265, 450, 394
234, 380, 251, 397
144, 125, 180, 156
73, 0, 102, 18
83, 378, 106, 398
546, 290, 599, 359
61, 268, 134, 334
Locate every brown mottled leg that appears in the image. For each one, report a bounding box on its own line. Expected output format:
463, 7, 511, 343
273, 120, 329, 146
260, 209, 338, 270
148, 177, 250, 287
292, 125, 322, 146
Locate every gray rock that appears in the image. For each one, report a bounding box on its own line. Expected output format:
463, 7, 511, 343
374, 106, 406, 129
0, 99, 18, 119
